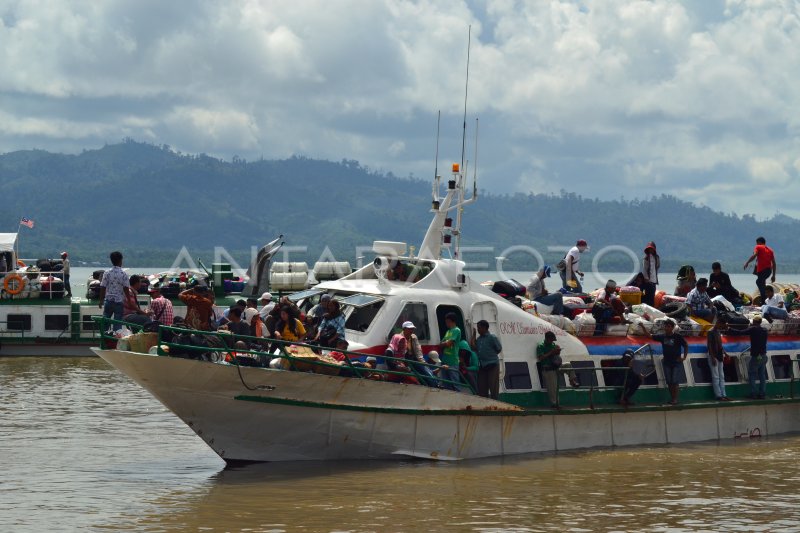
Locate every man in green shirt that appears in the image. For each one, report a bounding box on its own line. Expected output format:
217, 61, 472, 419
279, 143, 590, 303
537, 331, 562, 408
440, 313, 463, 390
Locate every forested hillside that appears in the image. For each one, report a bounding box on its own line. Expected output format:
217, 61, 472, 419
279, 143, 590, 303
1, 140, 797, 271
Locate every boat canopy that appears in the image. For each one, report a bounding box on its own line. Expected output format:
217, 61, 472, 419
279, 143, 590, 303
0, 233, 17, 253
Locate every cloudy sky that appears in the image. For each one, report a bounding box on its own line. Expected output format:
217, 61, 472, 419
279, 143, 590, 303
2, 0, 799, 218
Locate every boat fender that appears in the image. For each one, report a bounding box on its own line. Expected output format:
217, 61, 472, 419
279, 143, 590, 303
3, 273, 26, 295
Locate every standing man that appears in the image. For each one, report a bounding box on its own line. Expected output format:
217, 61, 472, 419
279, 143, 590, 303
640, 319, 688, 405
735, 315, 769, 399
61, 251, 71, 297
743, 236, 776, 303
179, 283, 215, 330
472, 320, 503, 399
537, 331, 562, 408
642, 242, 660, 306
527, 265, 564, 315
706, 317, 730, 401
440, 313, 463, 390
97, 251, 131, 331
559, 239, 588, 293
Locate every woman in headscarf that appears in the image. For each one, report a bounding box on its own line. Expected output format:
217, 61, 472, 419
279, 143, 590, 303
642, 242, 660, 306
384, 333, 419, 384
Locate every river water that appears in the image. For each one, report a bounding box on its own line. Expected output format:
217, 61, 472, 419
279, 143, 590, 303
2, 357, 800, 532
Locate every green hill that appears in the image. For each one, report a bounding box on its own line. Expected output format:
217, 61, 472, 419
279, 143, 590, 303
1, 140, 797, 272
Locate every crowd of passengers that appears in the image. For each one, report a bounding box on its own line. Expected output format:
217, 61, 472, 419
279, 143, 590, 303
165, 283, 505, 399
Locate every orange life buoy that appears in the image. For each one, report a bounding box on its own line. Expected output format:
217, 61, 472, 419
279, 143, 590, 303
654, 290, 666, 309
16, 259, 25, 268
3, 273, 26, 295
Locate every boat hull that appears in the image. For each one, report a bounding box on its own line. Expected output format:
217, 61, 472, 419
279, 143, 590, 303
94, 349, 800, 462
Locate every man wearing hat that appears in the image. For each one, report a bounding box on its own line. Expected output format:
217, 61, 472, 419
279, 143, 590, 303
401, 320, 438, 386
148, 284, 174, 326
61, 251, 71, 297
258, 292, 275, 321
559, 239, 588, 293
527, 265, 564, 315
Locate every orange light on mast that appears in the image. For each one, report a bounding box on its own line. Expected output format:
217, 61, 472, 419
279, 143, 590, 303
452, 163, 459, 173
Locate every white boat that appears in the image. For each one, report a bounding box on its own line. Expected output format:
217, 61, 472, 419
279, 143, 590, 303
94, 161, 800, 463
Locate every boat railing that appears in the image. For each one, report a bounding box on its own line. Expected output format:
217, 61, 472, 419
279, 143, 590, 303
93, 317, 470, 392
555, 343, 657, 409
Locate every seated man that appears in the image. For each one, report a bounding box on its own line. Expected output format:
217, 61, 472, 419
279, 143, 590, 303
675, 265, 697, 297
527, 265, 564, 315
593, 280, 627, 323
686, 278, 716, 321
761, 285, 789, 322
707, 262, 741, 304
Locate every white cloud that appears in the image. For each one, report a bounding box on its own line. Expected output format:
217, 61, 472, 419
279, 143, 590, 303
1, 0, 800, 217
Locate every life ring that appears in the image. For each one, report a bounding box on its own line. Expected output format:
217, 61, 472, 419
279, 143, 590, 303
16, 259, 26, 268
3, 273, 26, 295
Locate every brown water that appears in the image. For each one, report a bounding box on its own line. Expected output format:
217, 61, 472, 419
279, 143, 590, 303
2, 357, 800, 532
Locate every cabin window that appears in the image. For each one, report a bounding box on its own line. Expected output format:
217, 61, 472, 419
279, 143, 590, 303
663, 362, 688, 384
600, 359, 625, 387
723, 356, 740, 382
504, 362, 532, 390
389, 302, 430, 342
601, 356, 658, 387
569, 360, 598, 387
690, 358, 712, 384
6, 314, 32, 331
45, 315, 69, 331
82, 315, 99, 331
343, 299, 385, 333
771, 354, 793, 380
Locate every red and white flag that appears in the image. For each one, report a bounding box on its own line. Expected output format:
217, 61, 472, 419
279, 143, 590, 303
20, 217, 34, 229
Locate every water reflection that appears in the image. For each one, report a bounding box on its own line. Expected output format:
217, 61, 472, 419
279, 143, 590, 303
3, 357, 800, 532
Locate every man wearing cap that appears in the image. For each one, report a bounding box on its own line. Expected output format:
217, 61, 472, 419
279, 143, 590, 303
148, 284, 174, 326
527, 265, 564, 315
401, 321, 438, 386
258, 292, 275, 321
559, 240, 588, 293
61, 251, 71, 297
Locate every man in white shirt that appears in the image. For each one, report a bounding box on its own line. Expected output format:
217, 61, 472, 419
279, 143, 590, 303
258, 292, 275, 320
761, 285, 788, 321
559, 239, 588, 293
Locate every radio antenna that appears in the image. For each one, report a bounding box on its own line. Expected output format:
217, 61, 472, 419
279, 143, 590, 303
460, 25, 471, 172
435, 110, 441, 186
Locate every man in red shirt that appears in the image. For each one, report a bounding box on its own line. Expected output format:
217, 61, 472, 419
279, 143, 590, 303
743, 236, 776, 302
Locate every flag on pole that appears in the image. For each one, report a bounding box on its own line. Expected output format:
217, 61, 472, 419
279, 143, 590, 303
20, 217, 34, 229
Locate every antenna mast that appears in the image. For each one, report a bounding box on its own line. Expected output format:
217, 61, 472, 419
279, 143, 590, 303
460, 25, 471, 172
